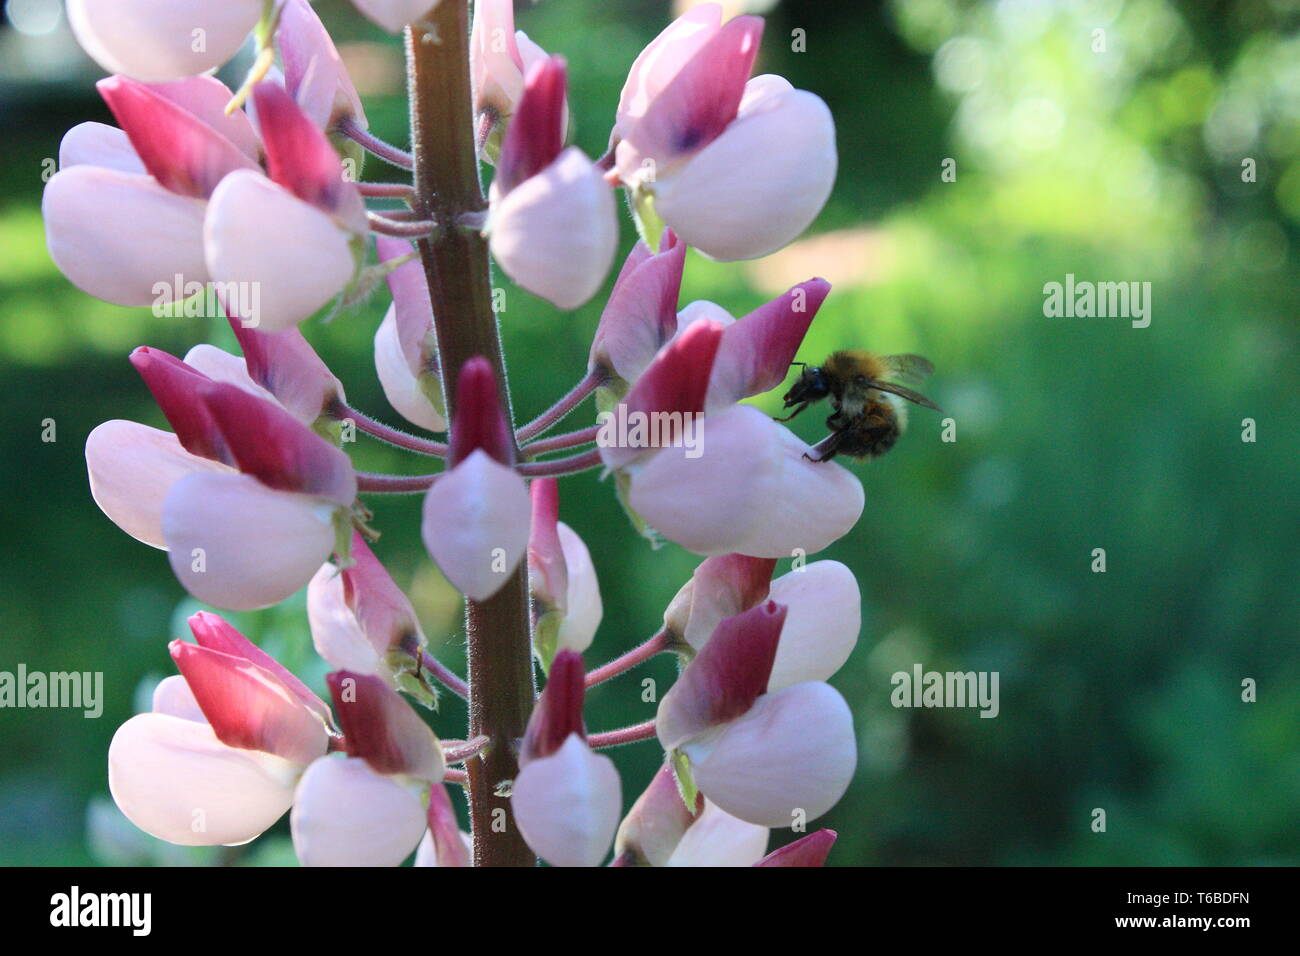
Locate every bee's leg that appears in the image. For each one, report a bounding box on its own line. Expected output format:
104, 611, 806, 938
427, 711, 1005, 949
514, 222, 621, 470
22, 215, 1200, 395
775, 401, 809, 422
804, 432, 841, 463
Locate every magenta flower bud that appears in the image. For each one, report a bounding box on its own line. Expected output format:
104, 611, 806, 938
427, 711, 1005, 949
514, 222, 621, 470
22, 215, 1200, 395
326, 671, 444, 782
253, 81, 367, 234
488, 61, 615, 309
528, 480, 602, 665
419, 783, 471, 868
168, 638, 330, 766
658, 601, 785, 750
706, 278, 832, 412
495, 57, 567, 197
130, 346, 230, 462
753, 829, 837, 867
588, 230, 686, 384
599, 318, 724, 471
519, 649, 586, 766
374, 236, 445, 432
67, 0, 262, 83
197, 380, 356, 507
188, 611, 334, 727
97, 76, 258, 200
278, 0, 367, 130
229, 317, 345, 425
447, 357, 513, 467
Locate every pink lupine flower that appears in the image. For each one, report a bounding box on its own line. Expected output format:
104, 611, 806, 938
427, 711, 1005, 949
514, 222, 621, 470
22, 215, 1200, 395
753, 829, 838, 867
587, 231, 687, 387
512, 651, 621, 866
205, 82, 366, 331
291, 671, 444, 866
89, 347, 356, 609
351, 0, 441, 35
373, 237, 445, 432
44, 75, 257, 306
612, 5, 837, 261
487, 58, 616, 309
613, 764, 768, 867
597, 317, 863, 556
278, 0, 368, 131
66, 0, 263, 83
108, 614, 332, 846
528, 479, 603, 667
657, 601, 856, 828
308, 532, 428, 681
471, 0, 558, 131
421, 359, 530, 600
664, 553, 860, 690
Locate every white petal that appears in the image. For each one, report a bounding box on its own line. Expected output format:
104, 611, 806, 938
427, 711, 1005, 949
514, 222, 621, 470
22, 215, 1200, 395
556, 522, 602, 654
108, 713, 299, 846
150, 675, 205, 722
766, 561, 861, 690
656, 88, 836, 261
59, 122, 145, 175
162, 471, 337, 610
291, 756, 426, 866
67, 0, 262, 82
86, 420, 230, 549
374, 305, 446, 432
421, 451, 530, 601
43, 166, 208, 307
205, 169, 356, 332
665, 801, 769, 867
414, 828, 473, 867
512, 735, 621, 867
306, 564, 384, 675
626, 405, 863, 557
350, 0, 440, 34
489, 148, 617, 310
684, 682, 856, 828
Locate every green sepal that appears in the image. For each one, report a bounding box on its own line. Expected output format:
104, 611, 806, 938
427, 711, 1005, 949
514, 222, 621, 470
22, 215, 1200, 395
670, 749, 699, 812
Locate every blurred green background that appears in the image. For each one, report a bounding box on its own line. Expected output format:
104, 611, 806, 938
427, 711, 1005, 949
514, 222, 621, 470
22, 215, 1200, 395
0, 0, 1296, 866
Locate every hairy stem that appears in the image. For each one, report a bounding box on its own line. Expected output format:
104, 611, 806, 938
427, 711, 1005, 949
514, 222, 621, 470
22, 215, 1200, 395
588, 720, 658, 750
515, 368, 605, 441
340, 116, 413, 169
520, 424, 601, 457
334, 401, 447, 456
421, 650, 468, 699
586, 630, 674, 687
516, 448, 605, 477
408, 3, 536, 867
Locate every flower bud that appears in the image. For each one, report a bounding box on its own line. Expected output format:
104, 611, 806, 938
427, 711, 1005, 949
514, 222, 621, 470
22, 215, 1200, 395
422, 359, 529, 601
326, 671, 444, 781
278, 0, 367, 130
488, 60, 615, 309
229, 317, 345, 425
753, 828, 837, 866
588, 231, 686, 385
512, 734, 621, 867
528, 480, 602, 666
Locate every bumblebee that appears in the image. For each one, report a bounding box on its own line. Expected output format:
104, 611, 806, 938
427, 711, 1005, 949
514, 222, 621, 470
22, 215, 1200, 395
778, 351, 942, 462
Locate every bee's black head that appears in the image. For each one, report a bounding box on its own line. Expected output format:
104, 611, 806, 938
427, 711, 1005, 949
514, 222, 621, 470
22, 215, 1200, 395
783, 364, 830, 407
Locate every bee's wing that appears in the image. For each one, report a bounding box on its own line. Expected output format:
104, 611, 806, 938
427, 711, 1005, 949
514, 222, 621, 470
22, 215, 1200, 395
871, 379, 944, 412
878, 354, 934, 385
